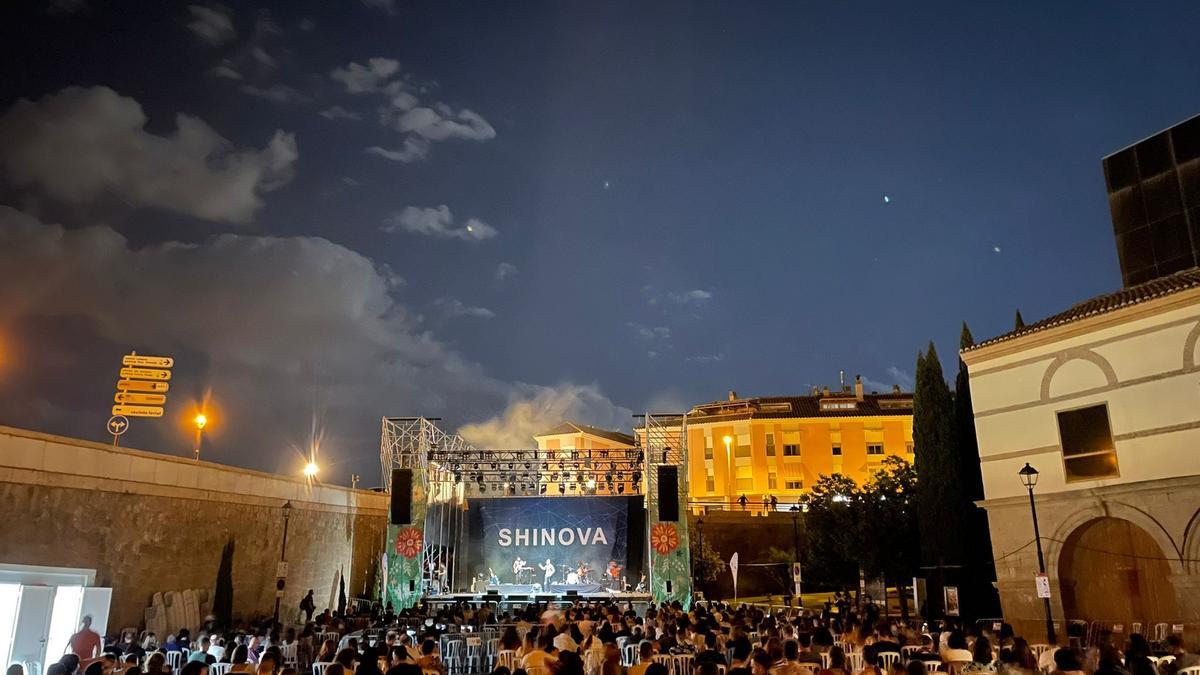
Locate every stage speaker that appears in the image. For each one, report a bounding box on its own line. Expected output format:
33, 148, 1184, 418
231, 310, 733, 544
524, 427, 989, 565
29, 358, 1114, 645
391, 468, 413, 524
657, 465, 679, 521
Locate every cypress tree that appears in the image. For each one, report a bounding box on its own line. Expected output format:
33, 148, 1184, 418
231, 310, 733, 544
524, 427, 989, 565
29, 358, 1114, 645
955, 324, 1001, 616
913, 341, 962, 618
213, 538, 235, 630
1014, 309, 1026, 330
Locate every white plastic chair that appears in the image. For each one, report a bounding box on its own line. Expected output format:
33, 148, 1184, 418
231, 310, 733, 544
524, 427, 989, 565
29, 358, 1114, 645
496, 651, 520, 673
464, 637, 483, 674
209, 664, 232, 675
1176, 667, 1200, 675
443, 639, 464, 674
926, 662, 945, 672
878, 652, 901, 669
280, 644, 298, 668
846, 651, 864, 672
901, 647, 922, 658
623, 645, 638, 667
819, 653, 831, 669
671, 654, 694, 675
166, 652, 183, 670
312, 661, 334, 675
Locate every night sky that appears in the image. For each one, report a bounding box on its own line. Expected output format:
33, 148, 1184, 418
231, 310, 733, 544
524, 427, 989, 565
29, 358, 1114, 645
2, 0, 1199, 485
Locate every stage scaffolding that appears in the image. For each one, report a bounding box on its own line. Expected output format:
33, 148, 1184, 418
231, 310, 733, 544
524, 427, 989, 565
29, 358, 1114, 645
380, 415, 691, 608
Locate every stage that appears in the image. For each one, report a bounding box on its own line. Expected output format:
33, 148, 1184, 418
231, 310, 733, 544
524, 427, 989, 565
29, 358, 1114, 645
426, 586, 651, 608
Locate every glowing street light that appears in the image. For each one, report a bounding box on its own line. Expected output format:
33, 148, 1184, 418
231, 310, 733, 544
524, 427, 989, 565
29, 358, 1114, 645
303, 461, 319, 478
193, 412, 208, 462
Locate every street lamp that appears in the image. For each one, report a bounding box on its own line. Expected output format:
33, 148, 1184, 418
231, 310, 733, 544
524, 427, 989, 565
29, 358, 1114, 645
790, 504, 802, 608
274, 500, 293, 624
193, 413, 208, 462
303, 461, 319, 478
1019, 463, 1056, 644
695, 518, 705, 596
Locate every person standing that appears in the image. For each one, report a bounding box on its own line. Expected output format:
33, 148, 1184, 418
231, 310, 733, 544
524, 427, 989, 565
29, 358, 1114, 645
68, 616, 102, 660
300, 590, 316, 622
539, 559, 556, 587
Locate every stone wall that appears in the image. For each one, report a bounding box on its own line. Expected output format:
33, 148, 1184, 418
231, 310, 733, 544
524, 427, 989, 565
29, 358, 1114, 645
0, 425, 388, 631
982, 476, 1200, 644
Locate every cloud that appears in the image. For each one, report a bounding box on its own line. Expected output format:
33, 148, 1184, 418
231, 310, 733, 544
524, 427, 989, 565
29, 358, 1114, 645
331, 58, 494, 161
0, 206, 531, 474
495, 262, 518, 282
686, 353, 725, 363
360, 0, 398, 13
642, 285, 714, 306
458, 383, 633, 449
862, 367, 915, 394
208, 63, 243, 80
187, 5, 236, 46
434, 298, 495, 320
239, 84, 307, 103
365, 140, 429, 163
381, 205, 497, 242
0, 86, 297, 224
381, 106, 495, 142
626, 322, 671, 341
331, 58, 400, 94
320, 106, 360, 121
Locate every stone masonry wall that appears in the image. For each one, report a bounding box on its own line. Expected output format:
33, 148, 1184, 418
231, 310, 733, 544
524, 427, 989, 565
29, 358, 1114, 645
0, 426, 388, 632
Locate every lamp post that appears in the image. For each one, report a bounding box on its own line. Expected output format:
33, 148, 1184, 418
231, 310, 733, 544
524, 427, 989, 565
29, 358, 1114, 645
695, 517, 705, 597
274, 500, 292, 624
1019, 463, 1056, 644
790, 503, 802, 608
193, 413, 207, 462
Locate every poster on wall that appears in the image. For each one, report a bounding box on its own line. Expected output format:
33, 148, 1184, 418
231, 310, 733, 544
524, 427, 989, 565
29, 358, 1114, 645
943, 586, 961, 616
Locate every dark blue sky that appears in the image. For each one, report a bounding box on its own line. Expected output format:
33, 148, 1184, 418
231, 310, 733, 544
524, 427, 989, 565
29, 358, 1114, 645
1, 0, 1199, 482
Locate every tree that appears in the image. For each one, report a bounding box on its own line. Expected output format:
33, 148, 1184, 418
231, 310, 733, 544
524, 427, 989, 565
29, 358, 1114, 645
858, 456, 921, 620
689, 527, 724, 586
913, 341, 967, 618
1014, 309, 1026, 330
213, 538, 235, 630
955, 323, 1001, 616
761, 546, 797, 596
800, 473, 861, 591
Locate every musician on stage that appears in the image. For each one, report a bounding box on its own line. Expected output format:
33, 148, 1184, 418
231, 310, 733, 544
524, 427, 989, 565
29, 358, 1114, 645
606, 560, 622, 580
512, 556, 529, 583
488, 568, 499, 585
538, 558, 556, 586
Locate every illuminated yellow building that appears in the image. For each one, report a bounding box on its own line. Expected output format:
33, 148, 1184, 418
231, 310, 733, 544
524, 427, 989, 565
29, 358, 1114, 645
663, 377, 914, 510
533, 422, 639, 495
533, 378, 913, 506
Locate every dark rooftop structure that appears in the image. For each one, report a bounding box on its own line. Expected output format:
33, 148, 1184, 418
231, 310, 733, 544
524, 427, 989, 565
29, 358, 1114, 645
684, 378, 913, 424
1104, 112, 1200, 287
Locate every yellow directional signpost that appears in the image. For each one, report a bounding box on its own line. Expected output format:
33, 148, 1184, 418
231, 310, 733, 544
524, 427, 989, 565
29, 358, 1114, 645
109, 352, 173, 445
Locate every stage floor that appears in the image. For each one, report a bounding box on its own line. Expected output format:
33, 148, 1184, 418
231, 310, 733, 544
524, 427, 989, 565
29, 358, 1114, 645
427, 585, 650, 604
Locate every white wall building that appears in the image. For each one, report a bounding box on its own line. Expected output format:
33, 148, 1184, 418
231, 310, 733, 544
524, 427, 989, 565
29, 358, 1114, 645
962, 268, 1200, 643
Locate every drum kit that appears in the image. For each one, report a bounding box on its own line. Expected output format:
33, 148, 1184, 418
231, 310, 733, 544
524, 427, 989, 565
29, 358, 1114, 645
562, 561, 594, 584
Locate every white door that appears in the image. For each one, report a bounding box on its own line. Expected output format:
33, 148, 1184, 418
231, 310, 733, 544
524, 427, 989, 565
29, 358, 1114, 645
78, 588, 112, 638
11, 585, 55, 675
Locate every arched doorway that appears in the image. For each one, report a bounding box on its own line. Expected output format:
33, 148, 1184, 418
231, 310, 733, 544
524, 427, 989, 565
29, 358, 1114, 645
1059, 517, 1177, 620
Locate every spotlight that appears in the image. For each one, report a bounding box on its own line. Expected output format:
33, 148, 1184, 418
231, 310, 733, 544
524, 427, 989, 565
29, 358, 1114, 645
586, 478, 597, 489
559, 484, 566, 494
539, 484, 547, 495
618, 484, 625, 494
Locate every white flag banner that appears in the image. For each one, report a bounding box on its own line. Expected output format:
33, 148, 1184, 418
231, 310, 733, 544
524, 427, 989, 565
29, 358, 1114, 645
730, 552, 740, 601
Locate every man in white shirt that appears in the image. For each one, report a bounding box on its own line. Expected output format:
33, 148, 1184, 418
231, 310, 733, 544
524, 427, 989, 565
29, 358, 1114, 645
554, 630, 579, 654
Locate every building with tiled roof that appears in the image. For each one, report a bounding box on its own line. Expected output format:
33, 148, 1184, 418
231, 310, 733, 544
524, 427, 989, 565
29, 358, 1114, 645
634, 376, 914, 511
961, 265, 1200, 640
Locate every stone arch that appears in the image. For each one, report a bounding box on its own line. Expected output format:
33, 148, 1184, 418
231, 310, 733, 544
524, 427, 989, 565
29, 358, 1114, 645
1040, 348, 1119, 401
1183, 320, 1200, 370
1048, 500, 1182, 576
1056, 510, 1181, 622
1182, 508, 1200, 575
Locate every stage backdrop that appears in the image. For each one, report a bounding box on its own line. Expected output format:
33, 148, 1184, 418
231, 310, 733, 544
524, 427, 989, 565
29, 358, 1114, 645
465, 496, 640, 586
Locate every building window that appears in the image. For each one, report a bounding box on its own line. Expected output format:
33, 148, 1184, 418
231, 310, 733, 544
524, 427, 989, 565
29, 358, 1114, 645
832, 444, 842, 456
820, 399, 858, 411
867, 444, 884, 456
783, 444, 800, 456
766, 434, 776, 456
768, 473, 778, 489
704, 447, 713, 460
905, 443, 914, 455
1058, 404, 1119, 480
705, 476, 715, 492
736, 478, 753, 490
735, 444, 751, 458
785, 480, 803, 490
